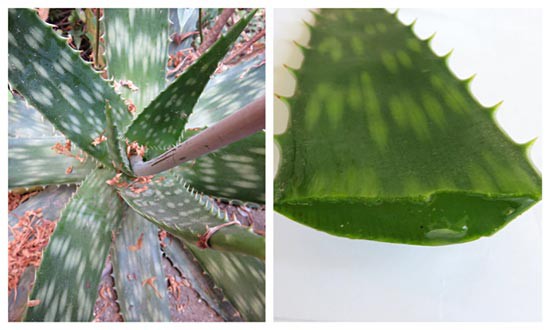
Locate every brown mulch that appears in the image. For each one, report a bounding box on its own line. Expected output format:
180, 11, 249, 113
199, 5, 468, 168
8, 209, 56, 298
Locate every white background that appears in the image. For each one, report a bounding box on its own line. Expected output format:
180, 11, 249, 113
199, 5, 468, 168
274, 8, 542, 321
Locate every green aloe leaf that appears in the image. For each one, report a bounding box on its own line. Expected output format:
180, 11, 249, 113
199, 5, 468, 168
9, 138, 96, 189
174, 57, 265, 202
187, 55, 266, 128
8, 9, 132, 169
9, 185, 76, 321
104, 101, 133, 175
118, 171, 265, 260
104, 9, 170, 113
124, 10, 258, 157
174, 131, 265, 203
185, 243, 265, 322
274, 9, 541, 245
163, 236, 242, 321
8, 92, 95, 188
111, 207, 171, 321
8, 91, 59, 138
25, 168, 124, 321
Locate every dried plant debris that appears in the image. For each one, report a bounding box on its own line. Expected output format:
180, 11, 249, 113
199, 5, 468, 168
8, 209, 56, 297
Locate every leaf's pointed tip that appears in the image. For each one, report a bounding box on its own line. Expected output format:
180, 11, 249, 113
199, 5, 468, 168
487, 100, 504, 114
292, 40, 309, 53
275, 93, 292, 106
302, 18, 315, 31
426, 32, 437, 43
308, 10, 321, 19
520, 137, 538, 153
463, 73, 477, 85
408, 18, 418, 29
442, 48, 454, 61
282, 63, 299, 78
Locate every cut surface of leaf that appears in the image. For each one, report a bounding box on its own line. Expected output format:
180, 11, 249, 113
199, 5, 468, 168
104, 9, 169, 113
25, 168, 124, 321
274, 9, 541, 245
111, 207, 171, 321
124, 10, 258, 157
163, 236, 242, 321
8, 9, 131, 169
185, 243, 265, 322
119, 171, 265, 259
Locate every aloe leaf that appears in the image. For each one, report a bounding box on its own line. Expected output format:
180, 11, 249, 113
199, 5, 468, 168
185, 243, 265, 322
171, 57, 266, 202
25, 168, 124, 321
8, 92, 95, 188
274, 9, 542, 245
124, 10, 258, 157
187, 55, 265, 128
83, 9, 105, 70
8, 92, 59, 138
9, 185, 76, 321
168, 9, 199, 61
9, 185, 76, 237
110, 207, 171, 321
174, 131, 265, 203
9, 137, 96, 189
118, 171, 265, 260
162, 236, 242, 321
8, 9, 132, 169
104, 9, 169, 113
104, 101, 133, 175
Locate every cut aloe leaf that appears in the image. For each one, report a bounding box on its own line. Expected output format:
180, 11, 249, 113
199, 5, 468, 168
274, 9, 541, 245
25, 168, 124, 321
111, 207, 171, 321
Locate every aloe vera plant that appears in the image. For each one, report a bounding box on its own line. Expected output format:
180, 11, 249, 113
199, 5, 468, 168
274, 9, 541, 245
9, 8, 265, 321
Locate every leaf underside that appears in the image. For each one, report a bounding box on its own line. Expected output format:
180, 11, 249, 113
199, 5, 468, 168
124, 10, 258, 158
274, 9, 542, 245
111, 207, 171, 321
119, 171, 265, 260
185, 242, 265, 322
162, 237, 243, 321
8, 9, 132, 170
25, 168, 124, 321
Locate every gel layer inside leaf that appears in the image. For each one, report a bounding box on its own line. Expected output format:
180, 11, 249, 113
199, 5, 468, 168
274, 9, 541, 245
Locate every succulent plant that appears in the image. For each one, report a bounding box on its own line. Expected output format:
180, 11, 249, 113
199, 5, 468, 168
8, 8, 265, 321
274, 9, 541, 245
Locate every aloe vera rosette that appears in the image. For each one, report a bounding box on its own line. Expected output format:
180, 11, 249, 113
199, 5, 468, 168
9, 8, 265, 321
